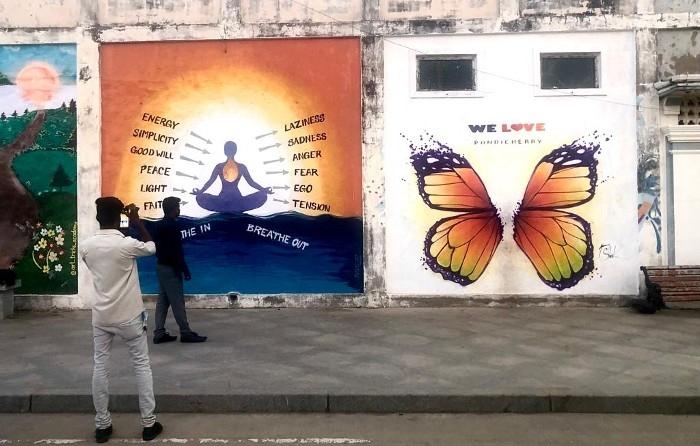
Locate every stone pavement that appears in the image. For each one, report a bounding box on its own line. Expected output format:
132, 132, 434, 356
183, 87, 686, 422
1, 307, 699, 414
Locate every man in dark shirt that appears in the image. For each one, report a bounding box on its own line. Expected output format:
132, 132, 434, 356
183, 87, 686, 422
153, 197, 207, 344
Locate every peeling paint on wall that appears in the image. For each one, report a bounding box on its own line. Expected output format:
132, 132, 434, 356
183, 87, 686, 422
638, 152, 661, 256
521, 0, 618, 15
0, 0, 79, 28
654, 0, 700, 14
241, 0, 362, 23
657, 29, 700, 79
98, 0, 221, 25
379, 0, 498, 20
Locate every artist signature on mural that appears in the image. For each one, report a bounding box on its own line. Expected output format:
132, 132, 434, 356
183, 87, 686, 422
70, 222, 78, 276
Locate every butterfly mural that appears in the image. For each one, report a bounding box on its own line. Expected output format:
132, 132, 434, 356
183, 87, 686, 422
410, 136, 602, 290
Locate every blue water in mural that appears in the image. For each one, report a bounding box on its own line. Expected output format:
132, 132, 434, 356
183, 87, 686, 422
136, 212, 363, 294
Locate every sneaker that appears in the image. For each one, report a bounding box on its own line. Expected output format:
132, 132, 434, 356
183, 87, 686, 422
142, 421, 163, 441
95, 425, 112, 443
180, 332, 207, 343
153, 333, 177, 344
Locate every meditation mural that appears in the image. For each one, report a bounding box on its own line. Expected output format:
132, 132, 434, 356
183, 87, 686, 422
100, 38, 363, 294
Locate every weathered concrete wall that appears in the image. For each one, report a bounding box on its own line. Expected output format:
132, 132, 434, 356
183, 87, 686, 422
241, 0, 362, 23
657, 29, 700, 79
636, 29, 663, 267
0, 0, 698, 309
379, 0, 499, 20
97, 0, 222, 25
0, 0, 79, 28
521, 0, 618, 14
654, 0, 700, 13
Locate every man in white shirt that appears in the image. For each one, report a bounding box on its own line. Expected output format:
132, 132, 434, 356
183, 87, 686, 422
80, 197, 163, 443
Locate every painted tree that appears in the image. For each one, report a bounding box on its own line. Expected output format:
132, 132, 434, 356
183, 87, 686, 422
11, 110, 17, 118
68, 99, 76, 114
50, 164, 72, 192
60, 102, 66, 111
0, 113, 5, 121
23, 109, 28, 116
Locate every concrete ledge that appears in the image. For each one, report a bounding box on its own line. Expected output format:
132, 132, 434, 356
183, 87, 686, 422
0, 395, 30, 413
550, 395, 700, 414
5, 393, 700, 415
155, 394, 328, 413
14, 293, 635, 311
328, 395, 551, 413
30, 394, 93, 413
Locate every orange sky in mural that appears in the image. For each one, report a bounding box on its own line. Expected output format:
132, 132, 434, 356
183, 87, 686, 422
101, 38, 361, 218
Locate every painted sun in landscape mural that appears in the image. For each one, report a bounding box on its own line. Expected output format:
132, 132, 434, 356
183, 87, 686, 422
16, 61, 60, 107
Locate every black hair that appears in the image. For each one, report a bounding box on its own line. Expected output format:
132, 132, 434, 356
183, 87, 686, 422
95, 196, 124, 227
162, 196, 181, 215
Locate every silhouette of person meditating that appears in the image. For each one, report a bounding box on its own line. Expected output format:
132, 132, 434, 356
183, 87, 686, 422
192, 141, 272, 213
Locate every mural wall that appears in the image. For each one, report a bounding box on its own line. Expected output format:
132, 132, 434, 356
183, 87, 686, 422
101, 38, 363, 294
384, 32, 639, 296
0, 44, 78, 294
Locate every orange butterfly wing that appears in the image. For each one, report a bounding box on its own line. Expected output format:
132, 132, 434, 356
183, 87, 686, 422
514, 138, 599, 290
411, 143, 503, 285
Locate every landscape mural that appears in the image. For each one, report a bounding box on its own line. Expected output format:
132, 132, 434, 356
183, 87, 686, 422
0, 44, 78, 294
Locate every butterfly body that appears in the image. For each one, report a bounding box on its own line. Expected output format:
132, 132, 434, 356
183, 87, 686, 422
410, 136, 602, 291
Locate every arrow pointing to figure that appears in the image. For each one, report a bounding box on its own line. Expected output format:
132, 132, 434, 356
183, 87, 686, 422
190, 131, 212, 144
185, 143, 210, 155
176, 171, 198, 180
264, 157, 285, 165
259, 142, 281, 152
256, 130, 278, 140
272, 185, 290, 190
172, 187, 187, 193
274, 198, 289, 204
180, 155, 204, 165
266, 169, 289, 175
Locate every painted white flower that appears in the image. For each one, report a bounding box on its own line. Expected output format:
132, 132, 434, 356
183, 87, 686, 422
55, 225, 63, 233
33, 244, 40, 251
40, 229, 48, 236
48, 251, 58, 262
55, 264, 63, 272
56, 235, 64, 246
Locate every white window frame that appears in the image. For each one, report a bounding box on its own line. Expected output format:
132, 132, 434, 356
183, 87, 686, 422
534, 51, 607, 97
409, 51, 484, 99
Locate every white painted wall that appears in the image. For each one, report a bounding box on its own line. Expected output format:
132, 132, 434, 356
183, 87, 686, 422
383, 31, 639, 296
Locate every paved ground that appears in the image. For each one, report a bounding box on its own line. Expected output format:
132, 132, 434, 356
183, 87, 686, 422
2, 413, 700, 445
1, 307, 700, 413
